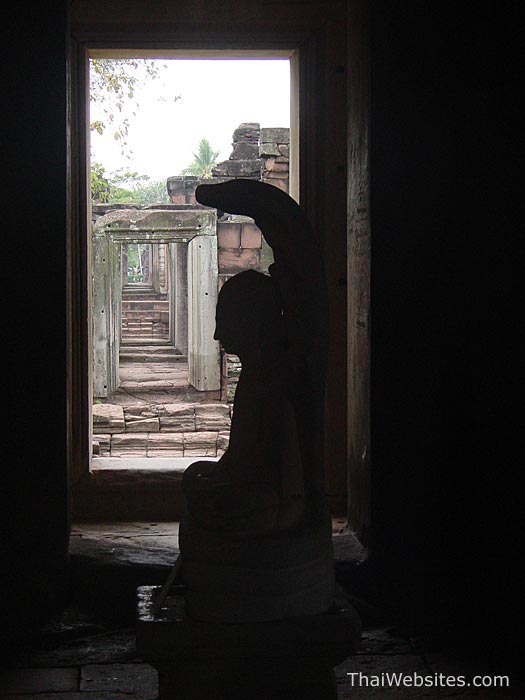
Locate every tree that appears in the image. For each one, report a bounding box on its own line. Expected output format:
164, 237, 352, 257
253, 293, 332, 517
183, 138, 220, 178
90, 166, 170, 205
89, 58, 176, 157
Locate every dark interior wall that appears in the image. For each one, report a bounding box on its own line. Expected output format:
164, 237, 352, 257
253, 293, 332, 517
2, 0, 516, 660
368, 0, 518, 662
3, 2, 69, 636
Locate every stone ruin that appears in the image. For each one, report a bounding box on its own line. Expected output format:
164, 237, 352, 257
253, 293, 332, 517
92, 123, 290, 460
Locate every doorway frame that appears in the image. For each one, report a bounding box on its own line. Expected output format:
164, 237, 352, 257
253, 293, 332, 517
68, 6, 353, 520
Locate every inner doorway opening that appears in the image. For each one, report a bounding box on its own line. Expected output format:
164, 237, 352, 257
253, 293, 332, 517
88, 52, 294, 466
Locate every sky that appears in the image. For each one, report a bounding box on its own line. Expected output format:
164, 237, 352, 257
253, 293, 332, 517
90, 59, 291, 182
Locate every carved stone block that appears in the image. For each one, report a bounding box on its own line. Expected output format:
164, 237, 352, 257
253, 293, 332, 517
183, 432, 218, 457
147, 433, 184, 457
217, 431, 230, 456
92, 433, 111, 457
240, 222, 262, 249
195, 403, 231, 431
218, 248, 261, 275
110, 433, 148, 457
159, 404, 195, 432
92, 404, 125, 433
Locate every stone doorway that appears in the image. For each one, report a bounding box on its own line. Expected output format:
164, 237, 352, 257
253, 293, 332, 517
91, 207, 231, 462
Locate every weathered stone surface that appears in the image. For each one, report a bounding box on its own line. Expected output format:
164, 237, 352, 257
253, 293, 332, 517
232, 122, 260, 142
110, 434, 148, 457
264, 169, 289, 179
217, 221, 241, 248
240, 222, 262, 248
183, 431, 218, 457
92, 404, 125, 433
278, 144, 290, 158
261, 176, 288, 192
226, 354, 242, 377
260, 127, 289, 144
217, 431, 230, 456
158, 404, 195, 431
147, 433, 184, 457
259, 142, 281, 156
230, 141, 259, 159
218, 248, 260, 274
0, 667, 78, 694
92, 434, 111, 457
264, 158, 289, 172
80, 663, 157, 698
213, 159, 262, 177
126, 417, 160, 433
195, 403, 231, 431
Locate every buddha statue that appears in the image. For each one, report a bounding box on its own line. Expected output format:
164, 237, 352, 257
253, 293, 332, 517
179, 179, 335, 623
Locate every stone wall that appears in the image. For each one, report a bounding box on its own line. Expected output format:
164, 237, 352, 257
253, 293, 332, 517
167, 123, 289, 403
92, 402, 231, 458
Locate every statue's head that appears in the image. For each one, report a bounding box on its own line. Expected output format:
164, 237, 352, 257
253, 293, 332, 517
214, 270, 283, 358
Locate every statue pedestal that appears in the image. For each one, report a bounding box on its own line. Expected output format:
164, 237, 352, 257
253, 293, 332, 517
136, 585, 360, 700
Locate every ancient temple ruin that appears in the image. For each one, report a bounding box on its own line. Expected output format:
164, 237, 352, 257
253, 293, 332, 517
92, 123, 290, 460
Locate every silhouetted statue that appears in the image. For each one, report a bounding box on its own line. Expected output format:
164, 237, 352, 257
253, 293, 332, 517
179, 179, 334, 622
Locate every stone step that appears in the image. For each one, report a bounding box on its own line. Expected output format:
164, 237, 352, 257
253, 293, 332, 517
122, 312, 169, 322
92, 403, 232, 457
122, 300, 170, 310
121, 334, 170, 342
120, 351, 186, 363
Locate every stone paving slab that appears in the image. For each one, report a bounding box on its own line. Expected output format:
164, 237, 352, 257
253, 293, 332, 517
92, 405, 125, 434
18, 630, 138, 669
0, 667, 78, 694
80, 663, 157, 698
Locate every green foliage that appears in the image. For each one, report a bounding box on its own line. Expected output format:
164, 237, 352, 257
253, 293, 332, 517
90, 164, 169, 205
91, 162, 110, 203
183, 138, 220, 178
89, 58, 179, 158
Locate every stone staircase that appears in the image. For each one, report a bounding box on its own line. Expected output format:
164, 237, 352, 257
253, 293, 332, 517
92, 401, 231, 459
121, 285, 170, 342
119, 344, 185, 363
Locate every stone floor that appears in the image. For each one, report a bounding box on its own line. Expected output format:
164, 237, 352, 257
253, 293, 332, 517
2, 522, 520, 699
109, 361, 221, 406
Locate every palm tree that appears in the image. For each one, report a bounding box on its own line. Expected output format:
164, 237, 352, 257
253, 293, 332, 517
183, 138, 220, 178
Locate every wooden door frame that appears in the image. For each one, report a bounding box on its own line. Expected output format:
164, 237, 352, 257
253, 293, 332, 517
68, 1, 358, 519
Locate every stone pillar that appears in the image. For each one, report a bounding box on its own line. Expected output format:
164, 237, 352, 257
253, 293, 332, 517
188, 235, 220, 391
173, 241, 188, 355
92, 231, 121, 398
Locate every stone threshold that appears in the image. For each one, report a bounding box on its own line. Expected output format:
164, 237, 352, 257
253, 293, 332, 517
90, 457, 218, 488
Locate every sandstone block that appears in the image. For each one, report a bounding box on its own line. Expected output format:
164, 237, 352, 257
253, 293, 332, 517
110, 433, 148, 457
183, 431, 218, 457
195, 403, 231, 431
240, 222, 262, 248
230, 141, 259, 159
93, 434, 111, 457
264, 169, 289, 179
214, 159, 263, 177
259, 142, 281, 156
92, 404, 125, 433
218, 248, 260, 274
278, 144, 290, 157
124, 405, 159, 430
147, 433, 184, 457
126, 417, 160, 433
260, 127, 290, 144
232, 122, 260, 142
262, 177, 288, 192
217, 221, 241, 248
159, 403, 195, 431
217, 430, 230, 456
